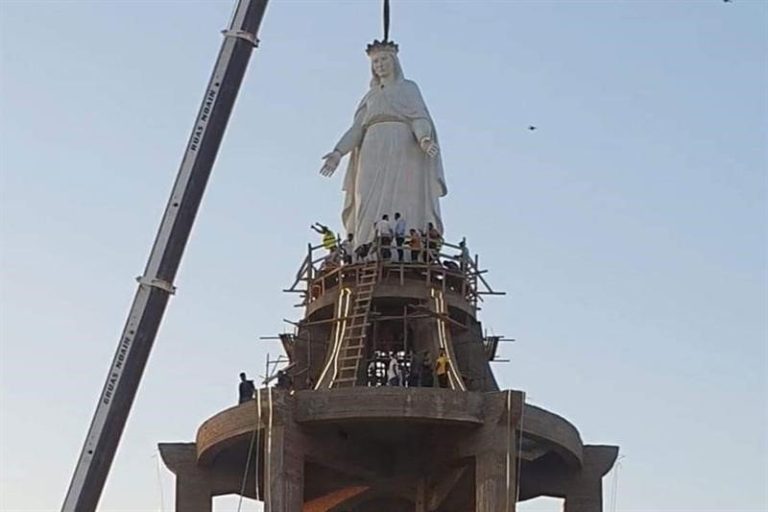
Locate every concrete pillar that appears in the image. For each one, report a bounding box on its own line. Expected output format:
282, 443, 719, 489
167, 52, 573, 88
265, 424, 304, 512
176, 478, 212, 512
414, 478, 427, 512
564, 478, 602, 512
475, 449, 515, 512
563, 445, 617, 512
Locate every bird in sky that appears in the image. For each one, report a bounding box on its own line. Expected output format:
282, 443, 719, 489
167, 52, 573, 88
528, 125, 537, 131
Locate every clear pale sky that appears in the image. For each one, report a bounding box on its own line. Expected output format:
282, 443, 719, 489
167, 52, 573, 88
1, 1, 766, 511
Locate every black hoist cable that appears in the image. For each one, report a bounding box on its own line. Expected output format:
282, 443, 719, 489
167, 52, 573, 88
383, 0, 391, 42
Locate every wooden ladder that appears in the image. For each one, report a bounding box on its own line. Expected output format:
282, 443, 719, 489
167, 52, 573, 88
332, 263, 378, 387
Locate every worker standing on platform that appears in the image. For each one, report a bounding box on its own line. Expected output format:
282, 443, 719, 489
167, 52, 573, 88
408, 229, 422, 263
458, 239, 470, 273
393, 212, 407, 262
275, 370, 293, 391
340, 233, 354, 264
426, 222, 442, 263
377, 214, 393, 261
421, 351, 434, 387
408, 350, 423, 387
387, 352, 401, 386
311, 222, 338, 252
238, 372, 255, 404
435, 350, 450, 388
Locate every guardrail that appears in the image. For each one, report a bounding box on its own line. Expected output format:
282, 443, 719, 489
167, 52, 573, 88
284, 236, 503, 312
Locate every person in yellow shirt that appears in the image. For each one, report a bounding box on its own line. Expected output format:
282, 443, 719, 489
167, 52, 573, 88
311, 222, 337, 252
435, 349, 450, 388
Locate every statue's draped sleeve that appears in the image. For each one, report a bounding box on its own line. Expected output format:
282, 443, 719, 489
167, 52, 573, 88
334, 102, 366, 156
340, 99, 369, 235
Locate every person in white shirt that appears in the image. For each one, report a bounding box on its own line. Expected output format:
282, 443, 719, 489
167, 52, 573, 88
393, 212, 407, 262
340, 233, 354, 264
387, 353, 401, 386
376, 214, 393, 260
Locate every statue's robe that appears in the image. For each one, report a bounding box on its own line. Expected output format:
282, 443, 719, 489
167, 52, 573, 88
339, 79, 446, 246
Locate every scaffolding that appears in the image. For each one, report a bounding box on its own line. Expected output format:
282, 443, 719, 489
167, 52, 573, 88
284, 236, 504, 313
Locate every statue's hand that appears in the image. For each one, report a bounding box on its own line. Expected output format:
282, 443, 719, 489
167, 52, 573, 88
420, 138, 440, 158
320, 150, 342, 177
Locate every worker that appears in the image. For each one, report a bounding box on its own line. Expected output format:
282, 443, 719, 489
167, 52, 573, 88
421, 351, 434, 387
393, 212, 407, 262
275, 370, 292, 390
426, 222, 442, 263
408, 228, 422, 263
457, 239, 470, 273
340, 233, 354, 264
435, 350, 450, 388
408, 350, 423, 387
367, 359, 379, 387
238, 372, 255, 404
320, 247, 341, 272
377, 214, 393, 260
387, 352, 401, 386
311, 222, 337, 252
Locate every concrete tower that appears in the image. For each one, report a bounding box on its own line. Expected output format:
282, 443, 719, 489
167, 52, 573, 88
160, 244, 619, 511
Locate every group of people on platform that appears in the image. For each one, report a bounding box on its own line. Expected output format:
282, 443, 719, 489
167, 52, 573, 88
367, 349, 451, 389
236, 349, 453, 404
237, 370, 293, 404
313, 214, 469, 272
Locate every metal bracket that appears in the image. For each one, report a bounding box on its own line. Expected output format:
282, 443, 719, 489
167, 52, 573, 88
221, 29, 259, 47
136, 275, 177, 295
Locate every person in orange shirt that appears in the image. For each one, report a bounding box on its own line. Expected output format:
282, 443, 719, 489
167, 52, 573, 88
408, 228, 422, 263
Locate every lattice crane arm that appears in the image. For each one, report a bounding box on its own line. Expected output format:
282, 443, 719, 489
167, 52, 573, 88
61, 1, 269, 510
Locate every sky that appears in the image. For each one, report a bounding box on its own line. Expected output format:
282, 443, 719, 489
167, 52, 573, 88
0, 0, 766, 511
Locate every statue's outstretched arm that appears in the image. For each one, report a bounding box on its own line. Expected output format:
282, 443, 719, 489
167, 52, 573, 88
320, 108, 366, 177
334, 121, 364, 156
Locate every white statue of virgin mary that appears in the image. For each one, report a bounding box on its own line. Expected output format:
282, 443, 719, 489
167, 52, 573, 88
320, 41, 447, 247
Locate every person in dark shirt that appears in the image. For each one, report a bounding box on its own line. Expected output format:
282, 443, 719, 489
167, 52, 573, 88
238, 372, 255, 404
275, 370, 293, 390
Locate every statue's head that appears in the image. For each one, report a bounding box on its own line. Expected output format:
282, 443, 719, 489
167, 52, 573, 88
366, 40, 403, 86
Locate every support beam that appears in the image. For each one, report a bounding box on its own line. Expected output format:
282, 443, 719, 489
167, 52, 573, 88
415, 478, 427, 512
475, 450, 514, 512
266, 425, 304, 512
158, 443, 214, 512
564, 479, 603, 512
428, 466, 467, 511
176, 479, 212, 512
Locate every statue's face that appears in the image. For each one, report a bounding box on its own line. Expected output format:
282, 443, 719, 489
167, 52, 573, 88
371, 52, 394, 79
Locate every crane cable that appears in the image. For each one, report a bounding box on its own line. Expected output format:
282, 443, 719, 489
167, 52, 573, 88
383, 0, 391, 42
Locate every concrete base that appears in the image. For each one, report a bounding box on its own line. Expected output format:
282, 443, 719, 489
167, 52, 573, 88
161, 388, 537, 512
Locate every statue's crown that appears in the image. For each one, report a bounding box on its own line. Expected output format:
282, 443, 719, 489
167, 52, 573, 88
366, 39, 399, 56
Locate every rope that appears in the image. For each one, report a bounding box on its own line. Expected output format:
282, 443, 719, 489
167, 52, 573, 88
383, 0, 391, 42
255, 388, 262, 501
264, 385, 275, 512
236, 405, 259, 512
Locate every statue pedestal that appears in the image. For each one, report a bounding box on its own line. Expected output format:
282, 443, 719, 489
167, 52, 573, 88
160, 252, 618, 511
